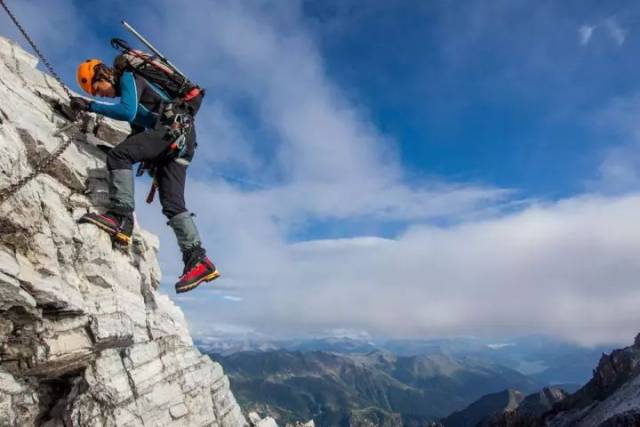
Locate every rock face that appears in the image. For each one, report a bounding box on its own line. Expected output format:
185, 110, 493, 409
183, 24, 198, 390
442, 389, 524, 427
0, 36, 247, 426
515, 388, 568, 419
543, 333, 640, 426
476, 333, 640, 426
483, 388, 568, 427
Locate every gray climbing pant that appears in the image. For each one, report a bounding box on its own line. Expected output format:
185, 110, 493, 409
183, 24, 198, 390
168, 211, 202, 252
106, 127, 195, 219
109, 169, 135, 215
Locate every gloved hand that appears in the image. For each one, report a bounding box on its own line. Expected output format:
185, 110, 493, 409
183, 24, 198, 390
70, 96, 91, 113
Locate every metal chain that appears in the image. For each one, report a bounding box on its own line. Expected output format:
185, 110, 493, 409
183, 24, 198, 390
0, 0, 80, 205
0, 138, 74, 203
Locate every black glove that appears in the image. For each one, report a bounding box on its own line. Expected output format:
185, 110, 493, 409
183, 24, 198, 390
70, 96, 91, 113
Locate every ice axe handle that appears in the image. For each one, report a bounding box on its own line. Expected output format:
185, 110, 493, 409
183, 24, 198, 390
120, 20, 188, 81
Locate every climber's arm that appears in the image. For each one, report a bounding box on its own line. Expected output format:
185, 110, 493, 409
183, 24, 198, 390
89, 72, 138, 122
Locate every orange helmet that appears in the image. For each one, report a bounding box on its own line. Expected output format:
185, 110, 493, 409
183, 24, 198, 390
76, 59, 102, 95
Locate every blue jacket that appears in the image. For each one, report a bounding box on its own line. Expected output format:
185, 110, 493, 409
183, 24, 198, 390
89, 71, 171, 129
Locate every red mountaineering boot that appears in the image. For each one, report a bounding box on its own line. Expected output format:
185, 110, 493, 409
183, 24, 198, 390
175, 246, 220, 293
78, 211, 134, 245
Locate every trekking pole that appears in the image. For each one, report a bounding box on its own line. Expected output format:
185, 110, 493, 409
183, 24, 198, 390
120, 21, 188, 81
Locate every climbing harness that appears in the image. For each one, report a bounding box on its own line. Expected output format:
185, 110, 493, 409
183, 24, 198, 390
137, 107, 194, 204
162, 101, 194, 156
0, 0, 81, 205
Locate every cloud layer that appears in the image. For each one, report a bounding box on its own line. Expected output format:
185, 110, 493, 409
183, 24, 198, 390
172, 192, 640, 347
129, 1, 640, 347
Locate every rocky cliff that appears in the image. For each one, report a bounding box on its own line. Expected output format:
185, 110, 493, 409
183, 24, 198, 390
0, 36, 248, 426
543, 333, 640, 426
442, 389, 524, 427
483, 388, 568, 426
451, 333, 640, 426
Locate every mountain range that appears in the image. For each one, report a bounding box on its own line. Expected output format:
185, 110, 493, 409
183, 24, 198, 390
197, 335, 608, 386
208, 349, 543, 426
200, 334, 639, 426
438, 333, 640, 426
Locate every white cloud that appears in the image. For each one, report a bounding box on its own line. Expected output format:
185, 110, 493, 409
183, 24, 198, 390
320, 329, 373, 340
605, 18, 627, 46
86, 1, 640, 347
578, 25, 595, 45
4, 0, 599, 348
139, 183, 640, 347
209, 194, 640, 347
132, 0, 505, 222
578, 19, 629, 48
596, 148, 640, 191
487, 343, 515, 350
589, 94, 640, 193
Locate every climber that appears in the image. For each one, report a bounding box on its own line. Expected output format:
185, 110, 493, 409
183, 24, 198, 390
70, 58, 219, 294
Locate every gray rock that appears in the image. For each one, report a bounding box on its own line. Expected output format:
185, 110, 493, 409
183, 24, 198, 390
249, 412, 279, 427
0, 36, 249, 426
482, 334, 640, 426
285, 421, 316, 427
255, 417, 279, 427
545, 336, 640, 426
0, 369, 40, 426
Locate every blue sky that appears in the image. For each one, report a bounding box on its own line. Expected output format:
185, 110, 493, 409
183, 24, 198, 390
8, 0, 640, 203
3, 0, 640, 345
302, 0, 640, 198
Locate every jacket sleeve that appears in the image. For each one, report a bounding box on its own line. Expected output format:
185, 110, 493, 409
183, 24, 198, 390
89, 72, 139, 122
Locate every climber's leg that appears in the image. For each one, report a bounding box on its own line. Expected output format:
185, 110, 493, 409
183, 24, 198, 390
168, 212, 220, 294
157, 158, 219, 293
80, 130, 170, 245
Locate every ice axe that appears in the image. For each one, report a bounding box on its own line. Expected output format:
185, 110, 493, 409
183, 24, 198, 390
119, 20, 189, 82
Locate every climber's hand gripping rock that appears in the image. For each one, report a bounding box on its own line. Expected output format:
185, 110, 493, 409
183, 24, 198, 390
70, 96, 91, 113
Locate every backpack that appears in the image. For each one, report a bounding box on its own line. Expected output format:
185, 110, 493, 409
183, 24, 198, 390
112, 47, 202, 104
